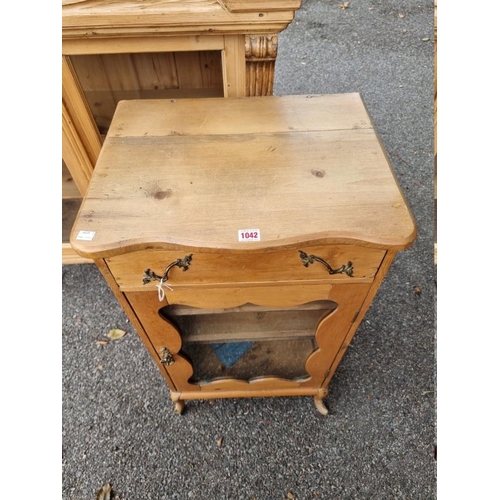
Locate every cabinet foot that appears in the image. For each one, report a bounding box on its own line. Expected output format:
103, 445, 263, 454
314, 395, 329, 416
174, 400, 185, 415
171, 394, 185, 414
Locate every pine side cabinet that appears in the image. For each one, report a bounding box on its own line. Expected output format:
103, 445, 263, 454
70, 94, 417, 415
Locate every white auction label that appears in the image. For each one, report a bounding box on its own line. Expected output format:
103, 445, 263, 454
76, 230, 96, 241
238, 229, 261, 242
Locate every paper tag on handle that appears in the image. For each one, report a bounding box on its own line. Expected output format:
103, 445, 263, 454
238, 229, 261, 242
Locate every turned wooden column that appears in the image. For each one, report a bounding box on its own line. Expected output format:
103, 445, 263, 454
245, 35, 279, 96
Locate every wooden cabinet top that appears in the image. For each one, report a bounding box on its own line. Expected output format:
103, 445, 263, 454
71, 94, 417, 258
62, 0, 301, 38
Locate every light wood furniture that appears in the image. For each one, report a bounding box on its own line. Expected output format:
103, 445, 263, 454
70, 94, 417, 415
62, 0, 301, 264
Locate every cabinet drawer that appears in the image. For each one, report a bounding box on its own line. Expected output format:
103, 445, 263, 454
106, 245, 385, 291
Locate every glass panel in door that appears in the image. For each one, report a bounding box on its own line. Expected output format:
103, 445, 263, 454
159, 300, 338, 383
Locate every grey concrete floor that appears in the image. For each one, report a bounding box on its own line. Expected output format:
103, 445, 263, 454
62, 1, 436, 498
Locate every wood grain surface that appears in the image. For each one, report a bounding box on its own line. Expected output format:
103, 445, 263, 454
71, 94, 416, 258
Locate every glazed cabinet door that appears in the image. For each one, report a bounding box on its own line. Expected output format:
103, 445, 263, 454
124, 282, 372, 396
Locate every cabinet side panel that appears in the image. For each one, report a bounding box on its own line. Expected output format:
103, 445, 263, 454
321, 250, 397, 389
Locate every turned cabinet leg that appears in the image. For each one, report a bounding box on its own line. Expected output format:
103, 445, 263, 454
245, 34, 279, 96
314, 393, 329, 416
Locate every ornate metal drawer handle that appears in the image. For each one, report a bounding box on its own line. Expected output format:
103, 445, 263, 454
143, 254, 193, 285
299, 250, 354, 277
